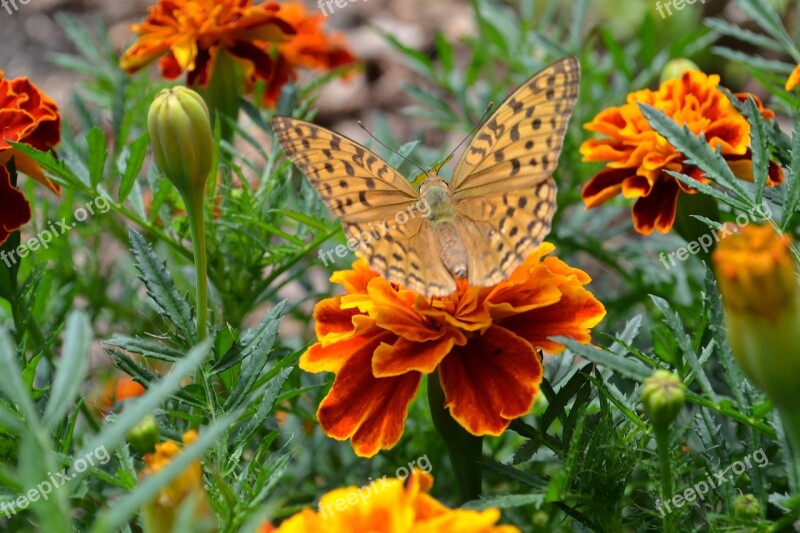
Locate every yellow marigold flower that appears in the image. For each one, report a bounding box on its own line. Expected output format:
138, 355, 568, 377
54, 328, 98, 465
140, 430, 216, 533
580, 70, 783, 235
786, 64, 800, 91
712, 224, 800, 446
263, 470, 520, 532
301, 244, 606, 457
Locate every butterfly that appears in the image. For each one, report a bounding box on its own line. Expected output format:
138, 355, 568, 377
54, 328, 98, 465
272, 56, 580, 297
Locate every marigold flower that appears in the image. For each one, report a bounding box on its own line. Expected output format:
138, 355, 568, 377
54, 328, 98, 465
0, 71, 61, 245
301, 244, 606, 457
265, 470, 520, 532
141, 430, 216, 533
580, 70, 782, 234
92, 375, 146, 416
712, 224, 800, 447
120, 0, 356, 106
786, 64, 800, 91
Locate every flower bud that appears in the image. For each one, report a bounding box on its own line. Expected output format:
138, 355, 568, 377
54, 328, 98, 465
127, 414, 160, 454
147, 87, 214, 196
660, 58, 700, 83
733, 494, 760, 519
641, 370, 684, 428
712, 224, 800, 451
712, 225, 800, 409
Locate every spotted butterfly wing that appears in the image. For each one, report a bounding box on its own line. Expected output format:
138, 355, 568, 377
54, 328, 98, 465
449, 56, 580, 285
272, 117, 457, 294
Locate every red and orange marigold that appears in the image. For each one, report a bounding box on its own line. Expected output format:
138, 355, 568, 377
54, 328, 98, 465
0, 71, 61, 245
120, 0, 356, 106
301, 244, 606, 457
580, 69, 782, 235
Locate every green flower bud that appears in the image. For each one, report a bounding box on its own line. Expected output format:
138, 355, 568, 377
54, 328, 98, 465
733, 494, 760, 519
147, 87, 214, 196
660, 59, 701, 83
641, 370, 685, 428
127, 414, 160, 454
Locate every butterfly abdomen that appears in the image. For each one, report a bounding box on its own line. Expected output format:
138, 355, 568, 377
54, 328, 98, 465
432, 222, 468, 279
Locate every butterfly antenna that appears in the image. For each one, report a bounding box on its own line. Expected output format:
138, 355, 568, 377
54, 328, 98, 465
357, 121, 428, 176
443, 101, 495, 165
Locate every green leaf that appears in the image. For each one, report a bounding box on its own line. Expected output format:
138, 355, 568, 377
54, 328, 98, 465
233, 367, 293, 446
104, 335, 185, 363
650, 295, 717, 402
42, 312, 92, 428
704, 17, 784, 52
782, 113, 800, 231
551, 337, 652, 381
7, 141, 83, 189
90, 404, 235, 533
742, 97, 769, 204
462, 493, 545, 510
118, 134, 149, 203
0, 327, 40, 426
129, 229, 197, 344
86, 127, 108, 188
224, 302, 286, 411
75, 340, 212, 483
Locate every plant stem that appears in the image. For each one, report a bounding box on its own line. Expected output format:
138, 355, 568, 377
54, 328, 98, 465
184, 189, 209, 342
654, 425, 674, 533
427, 371, 482, 503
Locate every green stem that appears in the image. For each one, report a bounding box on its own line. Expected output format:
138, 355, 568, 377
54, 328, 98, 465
427, 371, 482, 503
779, 406, 800, 494
654, 425, 674, 533
196, 49, 242, 144
184, 189, 209, 342
673, 192, 721, 264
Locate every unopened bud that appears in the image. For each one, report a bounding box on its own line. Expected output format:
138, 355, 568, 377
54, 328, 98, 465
641, 370, 684, 428
733, 494, 760, 519
660, 59, 701, 83
127, 414, 160, 453
147, 87, 214, 195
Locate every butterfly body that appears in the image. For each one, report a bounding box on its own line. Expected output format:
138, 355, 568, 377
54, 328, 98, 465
273, 56, 580, 297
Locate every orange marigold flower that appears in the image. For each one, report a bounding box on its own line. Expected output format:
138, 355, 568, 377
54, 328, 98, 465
786, 64, 800, 92
580, 70, 783, 235
141, 430, 216, 533
265, 469, 520, 532
92, 375, 146, 416
0, 71, 61, 245
120, 0, 356, 107
301, 244, 606, 457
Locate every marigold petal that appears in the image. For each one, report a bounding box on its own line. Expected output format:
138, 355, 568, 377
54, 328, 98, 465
369, 278, 447, 342
316, 332, 420, 456
786, 64, 800, 91
631, 177, 680, 234
439, 326, 542, 436
581, 167, 631, 208
0, 166, 31, 245
300, 317, 379, 374
501, 282, 606, 354
373, 336, 456, 377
